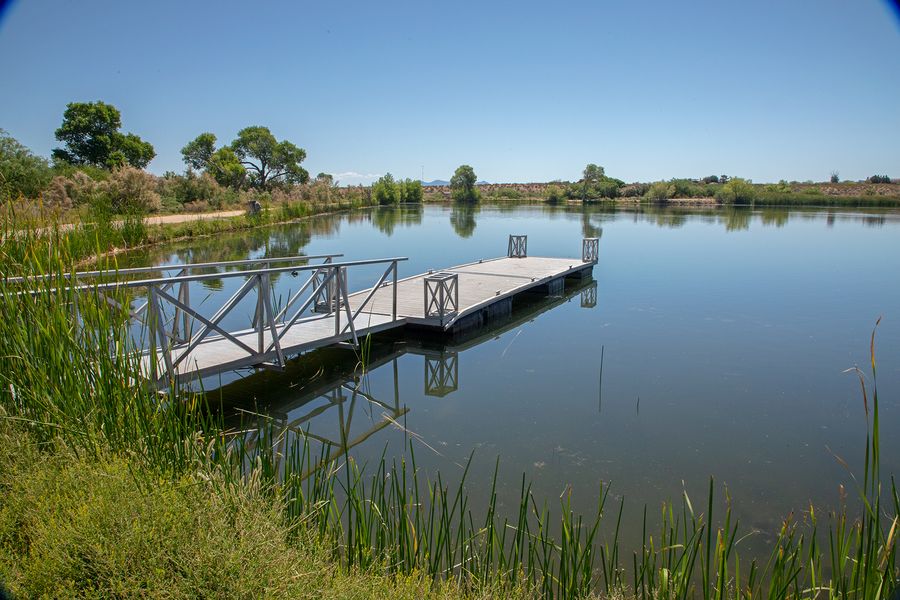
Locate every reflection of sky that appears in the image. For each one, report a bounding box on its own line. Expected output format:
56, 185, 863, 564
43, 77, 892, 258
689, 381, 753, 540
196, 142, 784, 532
123, 205, 900, 559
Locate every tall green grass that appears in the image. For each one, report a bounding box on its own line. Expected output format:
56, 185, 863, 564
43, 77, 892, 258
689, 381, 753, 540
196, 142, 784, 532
0, 228, 897, 598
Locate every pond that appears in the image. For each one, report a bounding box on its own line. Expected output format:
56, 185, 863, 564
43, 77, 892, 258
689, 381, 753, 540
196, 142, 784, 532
120, 203, 900, 558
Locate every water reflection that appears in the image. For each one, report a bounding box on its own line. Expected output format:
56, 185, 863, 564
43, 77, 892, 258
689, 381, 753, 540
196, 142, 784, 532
216, 277, 598, 474
450, 204, 479, 238
371, 204, 424, 236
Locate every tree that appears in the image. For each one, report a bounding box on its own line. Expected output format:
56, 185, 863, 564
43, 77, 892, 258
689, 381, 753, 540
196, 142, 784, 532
450, 164, 479, 203
316, 172, 334, 185
830, 171, 840, 183
231, 126, 308, 190
373, 173, 399, 205
181, 127, 308, 190
582, 163, 605, 184
181, 133, 246, 188
0, 129, 52, 199
715, 177, 756, 204
52, 101, 155, 169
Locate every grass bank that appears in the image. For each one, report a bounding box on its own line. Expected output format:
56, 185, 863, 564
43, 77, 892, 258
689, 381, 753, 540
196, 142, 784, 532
0, 223, 897, 598
1, 193, 380, 269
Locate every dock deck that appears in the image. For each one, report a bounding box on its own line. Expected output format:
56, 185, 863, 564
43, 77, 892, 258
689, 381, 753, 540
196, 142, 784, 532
120, 236, 600, 385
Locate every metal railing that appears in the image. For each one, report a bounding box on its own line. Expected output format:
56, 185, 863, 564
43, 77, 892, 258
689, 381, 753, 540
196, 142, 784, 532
424, 272, 458, 325
26, 256, 407, 386
582, 237, 599, 263
507, 234, 527, 258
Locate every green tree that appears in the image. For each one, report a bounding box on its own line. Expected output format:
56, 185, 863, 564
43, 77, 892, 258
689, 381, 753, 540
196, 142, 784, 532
830, 171, 840, 183
181, 127, 307, 190
316, 172, 334, 185
231, 126, 308, 190
0, 129, 52, 199
450, 164, 479, 203
373, 173, 399, 205
399, 178, 423, 203
582, 163, 605, 185
52, 101, 155, 169
715, 177, 757, 204
645, 181, 675, 202
181, 133, 246, 188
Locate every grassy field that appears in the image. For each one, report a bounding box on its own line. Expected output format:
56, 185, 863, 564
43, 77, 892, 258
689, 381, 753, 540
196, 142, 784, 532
0, 215, 897, 598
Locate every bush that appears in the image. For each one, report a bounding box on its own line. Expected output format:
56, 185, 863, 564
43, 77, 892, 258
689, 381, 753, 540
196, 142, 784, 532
159, 171, 234, 210
868, 175, 892, 184
398, 178, 423, 203
373, 173, 399, 205
100, 166, 161, 213
0, 129, 53, 200
715, 177, 757, 204
645, 181, 675, 202
42, 171, 97, 209
545, 184, 565, 204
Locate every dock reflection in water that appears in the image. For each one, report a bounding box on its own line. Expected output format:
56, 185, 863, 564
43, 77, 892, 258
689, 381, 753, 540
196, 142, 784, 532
215, 277, 598, 477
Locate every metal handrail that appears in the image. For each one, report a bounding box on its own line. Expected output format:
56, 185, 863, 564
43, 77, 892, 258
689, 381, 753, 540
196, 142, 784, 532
19, 257, 409, 295
5, 253, 344, 284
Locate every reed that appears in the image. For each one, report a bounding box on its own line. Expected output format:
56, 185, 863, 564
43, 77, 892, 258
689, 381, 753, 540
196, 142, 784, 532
0, 224, 897, 598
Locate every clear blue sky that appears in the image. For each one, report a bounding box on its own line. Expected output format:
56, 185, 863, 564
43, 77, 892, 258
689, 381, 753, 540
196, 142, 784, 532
1, 0, 898, 185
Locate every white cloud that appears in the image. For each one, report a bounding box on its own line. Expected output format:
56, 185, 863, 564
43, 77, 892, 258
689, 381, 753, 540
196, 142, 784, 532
331, 171, 382, 186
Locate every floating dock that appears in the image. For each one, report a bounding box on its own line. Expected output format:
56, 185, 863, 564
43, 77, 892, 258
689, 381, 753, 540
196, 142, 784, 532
51, 235, 599, 386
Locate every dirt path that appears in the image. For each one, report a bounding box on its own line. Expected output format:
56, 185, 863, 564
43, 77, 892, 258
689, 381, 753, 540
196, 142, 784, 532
142, 209, 246, 225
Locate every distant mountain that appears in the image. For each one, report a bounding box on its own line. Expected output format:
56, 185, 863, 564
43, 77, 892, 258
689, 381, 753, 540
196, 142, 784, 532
420, 179, 491, 186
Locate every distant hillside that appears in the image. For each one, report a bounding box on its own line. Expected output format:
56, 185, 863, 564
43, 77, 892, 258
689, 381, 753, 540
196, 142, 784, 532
421, 179, 490, 186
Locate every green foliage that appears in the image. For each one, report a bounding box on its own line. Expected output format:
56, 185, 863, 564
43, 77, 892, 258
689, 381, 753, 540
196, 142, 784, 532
373, 172, 399, 205
571, 164, 623, 200
182, 132, 248, 188
582, 163, 605, 184
450, 164, 480, 203
52, 101, 155, 169
715, 177, 757, 204
545, 184, 565, 204
232, 126, 309, 189
869, 175, 892, 184
182, 127, 307, 190
398, 178, 423, 203
830, 171, 840, 183
645, 181, 675, 202
316, 172, 334, 185
701, 175, 720, 184
0, 129, 52, 200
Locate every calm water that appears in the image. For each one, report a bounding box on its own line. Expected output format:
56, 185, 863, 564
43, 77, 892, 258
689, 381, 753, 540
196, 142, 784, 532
122, 204, 900, 556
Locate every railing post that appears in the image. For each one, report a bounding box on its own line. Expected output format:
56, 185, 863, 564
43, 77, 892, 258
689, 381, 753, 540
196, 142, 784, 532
392, 261, 398, 321
582, 237, 599, 263
508, 234, 527, 258
256, 274, 265, 354
334, 267, 341, 336
424, 272, 458, 326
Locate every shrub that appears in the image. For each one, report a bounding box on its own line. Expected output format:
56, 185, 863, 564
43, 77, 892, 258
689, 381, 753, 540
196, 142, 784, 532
42, 171, 97, 208
545, 184, 565, 204
373, 173, 399, 205
715, 177, 757, 204
398, 178, 423, 203
868, 174, 892, 184
0, 129, 53, 200
100, 166, 161, 213
645, 181, 675, 202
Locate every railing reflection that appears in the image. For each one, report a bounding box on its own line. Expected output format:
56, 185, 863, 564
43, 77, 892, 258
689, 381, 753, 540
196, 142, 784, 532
220, 274, 598, 478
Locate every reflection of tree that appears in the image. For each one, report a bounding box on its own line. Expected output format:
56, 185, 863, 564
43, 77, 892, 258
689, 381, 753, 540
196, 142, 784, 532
581, 211, 604, 239
723, 208, 752, 232
862, 215, 886, 227
450, 204, 478, 238
371, 205, 424, 236
760, 209, 789, 228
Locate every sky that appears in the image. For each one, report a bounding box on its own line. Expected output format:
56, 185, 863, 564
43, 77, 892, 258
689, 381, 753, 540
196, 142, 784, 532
1, 0, 899, 185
